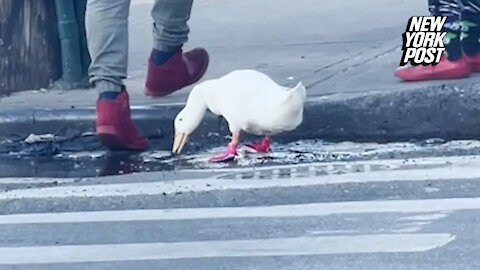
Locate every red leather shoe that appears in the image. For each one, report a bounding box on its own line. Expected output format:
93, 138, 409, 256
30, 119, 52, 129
394, 56, 470, 81
96, 89, 149, 151
145, 48, 209, 97
465, 53, 480, 72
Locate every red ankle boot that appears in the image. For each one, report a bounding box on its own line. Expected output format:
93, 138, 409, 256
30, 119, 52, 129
145, 48, 209, 97
96, 89, 149, 151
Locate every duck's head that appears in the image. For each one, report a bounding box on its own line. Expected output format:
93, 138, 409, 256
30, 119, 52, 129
172, 87, 207, 154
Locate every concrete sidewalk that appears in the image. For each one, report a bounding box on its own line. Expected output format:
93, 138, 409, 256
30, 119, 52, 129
1, 0, 480, 144
0, 0, 427, 110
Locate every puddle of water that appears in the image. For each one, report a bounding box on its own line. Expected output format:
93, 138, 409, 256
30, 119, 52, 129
1, 139, 480, 178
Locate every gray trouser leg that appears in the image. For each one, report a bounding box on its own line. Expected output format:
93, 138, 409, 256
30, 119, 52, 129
86, 0, 131, 92
151, 0, 194, 52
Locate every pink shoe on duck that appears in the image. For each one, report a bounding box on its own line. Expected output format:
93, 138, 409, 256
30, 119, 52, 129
243, 137, 271, 153
209, 143, 237, 163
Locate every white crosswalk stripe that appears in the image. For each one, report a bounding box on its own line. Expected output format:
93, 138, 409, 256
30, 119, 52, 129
0, 156, 477, 267
0, 197, 467, 265
0, 197, 478, 225
0, 234, 455, 265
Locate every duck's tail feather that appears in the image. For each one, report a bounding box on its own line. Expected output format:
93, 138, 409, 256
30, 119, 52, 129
276, 81, 305, 119
270, 81, 305, 131
292, 81, 307, 101
283, 81, 306, 105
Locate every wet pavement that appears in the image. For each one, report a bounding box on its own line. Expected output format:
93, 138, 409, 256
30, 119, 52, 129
2, 133, 480, 270
2, 132, 480, 178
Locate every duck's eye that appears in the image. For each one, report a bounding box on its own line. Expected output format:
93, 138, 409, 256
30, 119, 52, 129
179, 118, 183, 122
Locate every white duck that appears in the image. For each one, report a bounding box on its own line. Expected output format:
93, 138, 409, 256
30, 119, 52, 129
172, 69, 307, 162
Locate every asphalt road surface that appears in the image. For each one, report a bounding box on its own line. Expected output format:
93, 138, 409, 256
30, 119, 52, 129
1, 155, 480, 269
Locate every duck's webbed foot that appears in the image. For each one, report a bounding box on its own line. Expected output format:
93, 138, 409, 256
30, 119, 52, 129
243, 136, 271, 153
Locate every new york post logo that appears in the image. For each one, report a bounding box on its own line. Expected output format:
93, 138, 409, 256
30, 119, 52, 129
400, 16, 447, 66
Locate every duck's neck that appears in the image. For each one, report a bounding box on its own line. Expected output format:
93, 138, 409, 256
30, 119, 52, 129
185, 86, 208, 117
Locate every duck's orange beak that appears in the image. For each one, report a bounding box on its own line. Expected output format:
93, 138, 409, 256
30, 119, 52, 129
172, 131, 188, 154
